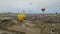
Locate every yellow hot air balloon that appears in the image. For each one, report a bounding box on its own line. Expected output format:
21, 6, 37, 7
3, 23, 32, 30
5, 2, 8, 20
17, 14, 25, 22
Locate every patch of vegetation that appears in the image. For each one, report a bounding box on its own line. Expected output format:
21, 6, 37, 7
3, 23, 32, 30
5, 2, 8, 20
1, 32, 9, 34
0, 20, 16, 30
0, 29, 26, 34
0, 19, 26, 34
9, 30, 26, 34
31, 21, 45, 28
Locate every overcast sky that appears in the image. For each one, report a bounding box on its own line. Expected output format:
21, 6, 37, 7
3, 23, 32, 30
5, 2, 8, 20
0, 0, 60, 13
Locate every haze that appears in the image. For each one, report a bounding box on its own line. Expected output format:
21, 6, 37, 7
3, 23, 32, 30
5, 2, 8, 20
0, 0, 60, 13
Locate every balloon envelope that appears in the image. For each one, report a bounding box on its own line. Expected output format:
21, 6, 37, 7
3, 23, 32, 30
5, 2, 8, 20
17, 14, 25, 22
30, 3, 32, 5
23, 10, 25, 13
41, 8, 46, 12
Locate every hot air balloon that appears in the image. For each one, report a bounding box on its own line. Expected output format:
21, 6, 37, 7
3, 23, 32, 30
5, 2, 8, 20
55, 12, 58, 14
41, 8, 46, 13
23, 10, 25, 13
30, 3, 32, 5
17, 14, 25, 22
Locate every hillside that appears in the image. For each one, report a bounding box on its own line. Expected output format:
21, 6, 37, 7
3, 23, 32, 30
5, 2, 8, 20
0, 13, 60, 34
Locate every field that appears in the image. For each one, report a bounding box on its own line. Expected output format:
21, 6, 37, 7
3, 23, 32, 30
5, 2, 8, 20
0, 13, 60, 34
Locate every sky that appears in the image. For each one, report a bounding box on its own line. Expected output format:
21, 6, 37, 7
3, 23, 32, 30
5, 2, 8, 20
0, 0, 60, 13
